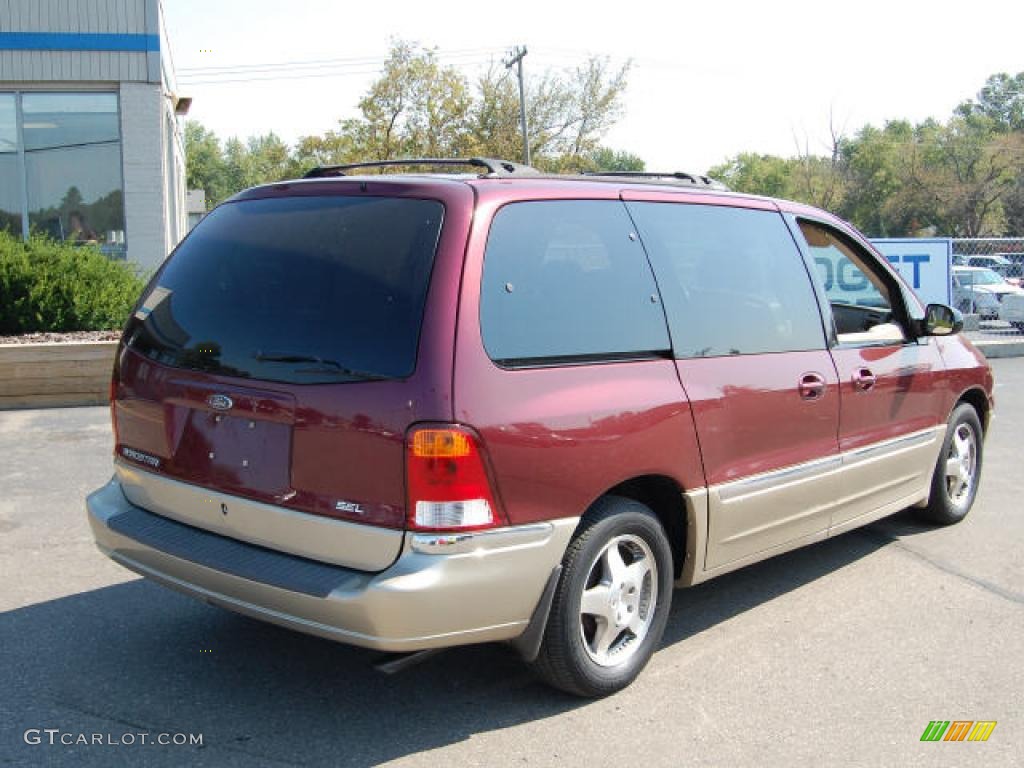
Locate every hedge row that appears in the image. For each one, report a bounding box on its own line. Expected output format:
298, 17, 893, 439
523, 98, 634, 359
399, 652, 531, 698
0, 231, 145, 335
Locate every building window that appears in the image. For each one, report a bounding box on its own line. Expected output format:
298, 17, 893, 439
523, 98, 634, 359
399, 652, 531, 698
0, 94, 21, 236
0, 92, 125, 256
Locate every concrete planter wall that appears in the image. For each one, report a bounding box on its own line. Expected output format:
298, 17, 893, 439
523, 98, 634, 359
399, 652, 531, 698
0, 342, 117, 409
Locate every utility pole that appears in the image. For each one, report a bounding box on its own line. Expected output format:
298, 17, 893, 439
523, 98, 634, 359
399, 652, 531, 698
503, 45, 530, 166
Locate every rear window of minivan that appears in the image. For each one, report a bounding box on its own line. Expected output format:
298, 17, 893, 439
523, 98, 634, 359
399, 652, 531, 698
124, 195, 444, 384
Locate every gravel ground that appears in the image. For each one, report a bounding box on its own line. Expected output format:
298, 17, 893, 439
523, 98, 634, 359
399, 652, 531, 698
0, 330, 121, 345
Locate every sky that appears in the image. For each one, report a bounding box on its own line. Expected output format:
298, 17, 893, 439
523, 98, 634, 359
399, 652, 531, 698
164, 0, 1024, 174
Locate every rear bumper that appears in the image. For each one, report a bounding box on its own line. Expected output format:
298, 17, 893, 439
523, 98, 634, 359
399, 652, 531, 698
87, 478, 577, 652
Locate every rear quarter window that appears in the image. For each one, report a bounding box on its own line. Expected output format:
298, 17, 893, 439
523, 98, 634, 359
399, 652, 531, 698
479, 200, 670, 365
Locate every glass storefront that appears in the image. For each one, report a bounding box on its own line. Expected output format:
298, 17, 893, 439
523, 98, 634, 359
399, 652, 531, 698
0, 95, 21, 236
0, 92, 125, 257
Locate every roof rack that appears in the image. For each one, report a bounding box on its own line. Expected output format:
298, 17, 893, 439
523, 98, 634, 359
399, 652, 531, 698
582, 170, 729, 190
303, 157, 540, 179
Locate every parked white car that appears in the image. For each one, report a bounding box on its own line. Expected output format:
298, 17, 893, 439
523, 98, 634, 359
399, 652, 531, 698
1000, 292, 1024, 331
965, 255, 1021, 286
952, 267, 1024, 320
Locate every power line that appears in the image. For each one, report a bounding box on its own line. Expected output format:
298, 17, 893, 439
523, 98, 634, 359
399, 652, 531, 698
177, 47, 510, 84
178, 58, 499, 86
178, 47, 500, 75
174, 45, 621, 85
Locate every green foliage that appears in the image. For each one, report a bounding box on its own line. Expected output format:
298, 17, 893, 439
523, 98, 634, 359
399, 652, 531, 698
712, 71, 1024, 237
956, 72, 1024, 132
0, 232, 144, 334
186, 40, 640, 203
710, 153, 800, 199
185, 121, 232, 207
584, 147, 646, 172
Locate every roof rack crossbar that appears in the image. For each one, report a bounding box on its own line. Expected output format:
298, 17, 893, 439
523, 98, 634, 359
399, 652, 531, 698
303, 157, 538, 179
585, 171, 729, 191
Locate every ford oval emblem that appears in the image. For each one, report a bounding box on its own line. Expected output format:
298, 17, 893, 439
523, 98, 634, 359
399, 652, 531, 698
207, 394, 234, 411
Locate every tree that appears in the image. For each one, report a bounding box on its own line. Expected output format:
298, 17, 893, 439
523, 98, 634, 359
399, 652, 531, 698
185, 40, 640, 200
585, 147, 645, 172
918, 115, 1023, 236
290, 129, 361, 173
708, 153, 799, 199
956, 72, 1024, 132
184, 121, 230, 207
467, 56, 631, 171
840, 120, 930, 237
348, 41, 473, 161
709, 71, 1024, 237
1003, 174, 1024, 236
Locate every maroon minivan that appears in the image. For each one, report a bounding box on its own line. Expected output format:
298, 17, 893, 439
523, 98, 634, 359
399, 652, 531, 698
88, 158, 993, 696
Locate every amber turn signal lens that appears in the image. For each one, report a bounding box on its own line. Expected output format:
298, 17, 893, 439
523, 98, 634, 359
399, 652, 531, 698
410, 429, 472, 458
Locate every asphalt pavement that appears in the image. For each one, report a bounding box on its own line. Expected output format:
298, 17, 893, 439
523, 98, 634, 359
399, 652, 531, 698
1, 359, 1022, 767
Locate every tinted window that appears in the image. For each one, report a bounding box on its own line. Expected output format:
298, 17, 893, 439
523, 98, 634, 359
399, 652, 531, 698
797, 220, 906, 344
1, 95, 22, 235
21, 93, 120, 150
626, 203, 825, 357
1, 95, 21, 236
480, 200, 670, 364
799, 221, 891, 308
0, 94, 14, 154
126, 195, 444, 383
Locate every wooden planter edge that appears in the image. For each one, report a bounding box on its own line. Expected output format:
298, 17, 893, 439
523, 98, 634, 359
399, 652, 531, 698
0, 341, 117, 409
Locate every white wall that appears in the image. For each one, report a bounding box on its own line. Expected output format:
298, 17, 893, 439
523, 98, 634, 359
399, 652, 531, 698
120, 81, 167, 270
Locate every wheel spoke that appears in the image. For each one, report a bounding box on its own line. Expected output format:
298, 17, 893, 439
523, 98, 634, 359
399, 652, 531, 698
603, 543, 627, 585
628, 613, 646, 637
623, 558, 651, 591
580, 584, 613, 621
591, 618, 620, 658
953, 432, 971, 460
948, 473, 965, 498
945, 457, 962, 478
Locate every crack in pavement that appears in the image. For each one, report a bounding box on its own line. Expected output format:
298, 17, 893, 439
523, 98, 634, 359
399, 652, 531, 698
856, 527, 1024, 606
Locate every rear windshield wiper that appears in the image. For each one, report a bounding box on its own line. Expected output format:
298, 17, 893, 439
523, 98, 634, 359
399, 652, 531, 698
254, 353, 385, 381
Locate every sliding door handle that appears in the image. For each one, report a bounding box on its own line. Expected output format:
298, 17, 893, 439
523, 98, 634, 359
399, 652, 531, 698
853, 367, 877, 391
799, 372, 826, 401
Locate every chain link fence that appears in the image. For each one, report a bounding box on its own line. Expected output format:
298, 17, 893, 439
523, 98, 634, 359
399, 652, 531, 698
951, 238, 1024, 336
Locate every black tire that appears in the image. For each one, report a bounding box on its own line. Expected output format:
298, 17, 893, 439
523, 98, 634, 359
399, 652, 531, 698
917, 403, 984, 525
530, 495, 673, 697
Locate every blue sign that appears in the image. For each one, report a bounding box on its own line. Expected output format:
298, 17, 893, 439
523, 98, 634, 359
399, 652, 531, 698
870, 238, 952, 306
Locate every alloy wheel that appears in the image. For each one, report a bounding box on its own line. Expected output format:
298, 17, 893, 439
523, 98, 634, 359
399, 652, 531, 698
945, 422, 977, 509
578, 534, 658, 667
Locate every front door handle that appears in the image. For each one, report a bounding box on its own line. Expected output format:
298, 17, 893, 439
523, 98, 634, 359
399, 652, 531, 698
853, 367, 877, 391
799, 372, 826, 401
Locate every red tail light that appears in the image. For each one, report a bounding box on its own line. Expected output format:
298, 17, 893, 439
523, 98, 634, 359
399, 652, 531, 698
109, 376, 120, 450
406, 426, 504, 532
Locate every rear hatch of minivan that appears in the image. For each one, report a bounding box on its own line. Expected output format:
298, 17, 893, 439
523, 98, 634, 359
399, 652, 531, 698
111, 180, 471, 571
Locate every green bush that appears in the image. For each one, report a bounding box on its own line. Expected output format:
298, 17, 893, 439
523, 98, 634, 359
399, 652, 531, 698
0, 231, 145, 335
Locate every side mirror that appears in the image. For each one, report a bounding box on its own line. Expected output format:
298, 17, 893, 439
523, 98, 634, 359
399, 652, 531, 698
920, 303, 962, 336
